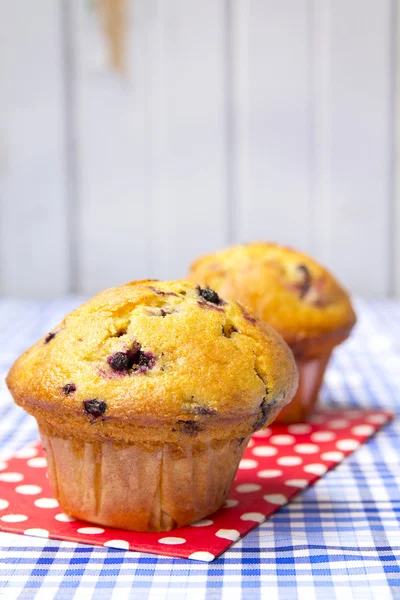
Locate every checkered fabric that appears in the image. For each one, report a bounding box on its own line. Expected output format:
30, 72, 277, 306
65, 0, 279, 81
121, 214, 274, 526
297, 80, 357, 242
0, 297, 399, 600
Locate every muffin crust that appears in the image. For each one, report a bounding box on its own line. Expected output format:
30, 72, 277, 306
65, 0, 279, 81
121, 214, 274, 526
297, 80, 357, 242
189, 243, 356, 358
7, 280, 298, 445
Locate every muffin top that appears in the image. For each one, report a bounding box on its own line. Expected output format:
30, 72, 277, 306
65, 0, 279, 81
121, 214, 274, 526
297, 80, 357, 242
189, 243, 356, 358
6, 280, 298, 444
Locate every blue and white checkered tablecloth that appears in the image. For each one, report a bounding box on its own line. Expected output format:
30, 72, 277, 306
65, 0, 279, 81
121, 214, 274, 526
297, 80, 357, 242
0, 298, 399, 599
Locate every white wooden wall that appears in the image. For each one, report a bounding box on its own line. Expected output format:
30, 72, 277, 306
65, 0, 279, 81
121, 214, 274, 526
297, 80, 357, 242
0, 0, 396, 297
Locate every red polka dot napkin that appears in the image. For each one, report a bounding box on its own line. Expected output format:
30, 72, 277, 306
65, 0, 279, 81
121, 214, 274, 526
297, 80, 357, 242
0, 409, 393, 562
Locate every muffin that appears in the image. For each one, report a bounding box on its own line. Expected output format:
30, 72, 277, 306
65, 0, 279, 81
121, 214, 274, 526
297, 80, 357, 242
189, 243, 356, 423
6, 280, 298, 531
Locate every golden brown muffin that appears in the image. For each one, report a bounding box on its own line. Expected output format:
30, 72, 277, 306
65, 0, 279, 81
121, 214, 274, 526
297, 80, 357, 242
7, 279, 298, 531
189, 243, 356, 422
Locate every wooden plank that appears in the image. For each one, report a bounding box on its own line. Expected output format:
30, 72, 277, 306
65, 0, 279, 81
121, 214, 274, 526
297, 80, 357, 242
232, 0, 313, 250
395, 0, 400, 298
313, 0, 392, 297
0, 0, 69, 296
73, 0, 150, 293
75, 0, 227, 292
146, 0, 227, 280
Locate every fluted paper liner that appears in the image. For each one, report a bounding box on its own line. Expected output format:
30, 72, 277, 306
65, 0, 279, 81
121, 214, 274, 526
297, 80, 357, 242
40, 432, 251, 532
276, 352, 332, 423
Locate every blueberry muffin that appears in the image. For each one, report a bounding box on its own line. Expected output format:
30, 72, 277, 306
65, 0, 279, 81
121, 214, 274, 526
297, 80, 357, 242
6, 280, 298, 531
189, 244, 356, 423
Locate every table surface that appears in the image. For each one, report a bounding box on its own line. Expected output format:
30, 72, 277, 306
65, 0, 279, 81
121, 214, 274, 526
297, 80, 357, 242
0, 298, 399, 600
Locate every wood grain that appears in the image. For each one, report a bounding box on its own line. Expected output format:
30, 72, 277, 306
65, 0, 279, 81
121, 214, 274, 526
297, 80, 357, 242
232, 0, 313, 251
312, 0, 392, 296
0, 0, 69, 296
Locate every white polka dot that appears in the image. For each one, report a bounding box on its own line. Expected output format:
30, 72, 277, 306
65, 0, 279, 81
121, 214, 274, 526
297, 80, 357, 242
15, 485, 42, 495
294, 444, 319, 454
240, 512, 265, 522
270, 435, 295, 446
0, 472, 23, 483
328, 419, 349, 429
247, 439, 255, 448
1, 514, 28, 522
104, 540, 130, 550
224, 499, 239, 508
0, 462, 8, 471
352, 425, 375, 436
34, 498, 59, 509
307, 414, 325, 424
263, 494, 287, 505
336, 439, 360, 451
236, 483, 261, 493
366, 414, 388, 424
252, 446, 277, 457
27, 457, 47, 468
277, 456, 302, 467
215, 529, 240, 541
285, 479, 309, 488
188, 551, 215, 562
158, 537, 186, 545
304, 463, 328, 475
24, 528, 49, 538
14, 447, 38, 459
252, 427, 271, 438
288, 424, 312, 434
239, 459, 258, 469
191, 519, 213, 527
321, 451, 345, 462
257, 469, 282, 479
0, 500, 9, 510
311, 431, 336, 443
77, 527, 105, 535
55, 513, 76, 523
